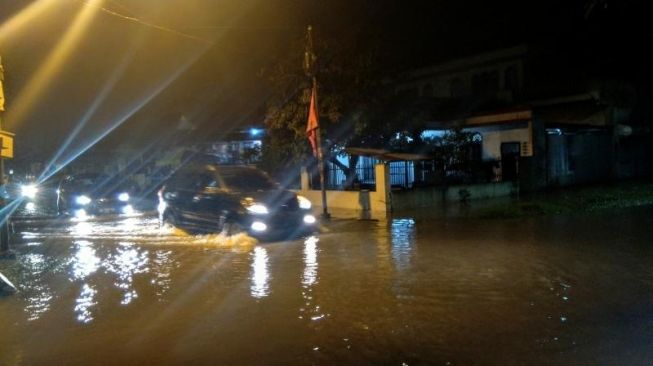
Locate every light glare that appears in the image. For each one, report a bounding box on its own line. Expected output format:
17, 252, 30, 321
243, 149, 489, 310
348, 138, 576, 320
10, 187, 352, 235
21, 184, 38, 199
303, 215, 316, 224
76, 195, 92, 205
251, 221, 267, 232
247, 204, 269, 215
121, 205, 134, 215
298, 195, 312, 209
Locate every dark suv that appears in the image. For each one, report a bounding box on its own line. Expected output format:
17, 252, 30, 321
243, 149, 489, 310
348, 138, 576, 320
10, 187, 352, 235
158, 163, 316, 238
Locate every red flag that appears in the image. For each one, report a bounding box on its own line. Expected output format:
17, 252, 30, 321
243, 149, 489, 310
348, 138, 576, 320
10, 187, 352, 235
306, 86, 319, 156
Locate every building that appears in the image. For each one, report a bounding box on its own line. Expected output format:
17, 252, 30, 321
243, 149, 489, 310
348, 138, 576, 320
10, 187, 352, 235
388, 45, 649, 191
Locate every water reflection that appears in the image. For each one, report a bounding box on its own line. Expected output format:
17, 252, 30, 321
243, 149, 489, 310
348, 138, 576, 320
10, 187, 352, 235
19, 253, 54, 321
69, 240, 101, 323
71, 221, 93, 237
151, 250, 176, 300
391, 219, 415, 272
118, 217, 141, 233
104, 242, 149, 305
24, 202, 37, 213
299, 236, 325, 323
69, 219, 144, 239
302, 236, 318, 287
250, 246, 270, 298
21, 232, 39, 240
74, 283, 97, 323
71, 240, 100, 281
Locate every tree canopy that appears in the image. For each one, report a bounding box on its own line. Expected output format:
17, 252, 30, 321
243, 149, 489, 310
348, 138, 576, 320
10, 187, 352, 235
258, 31, 439, 181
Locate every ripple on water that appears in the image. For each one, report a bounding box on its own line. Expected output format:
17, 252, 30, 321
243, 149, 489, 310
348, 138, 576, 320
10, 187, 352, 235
19, 216, 258, 248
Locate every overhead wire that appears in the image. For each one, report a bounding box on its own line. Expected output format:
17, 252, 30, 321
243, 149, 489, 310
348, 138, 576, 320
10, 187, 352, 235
76, 0, 212, 44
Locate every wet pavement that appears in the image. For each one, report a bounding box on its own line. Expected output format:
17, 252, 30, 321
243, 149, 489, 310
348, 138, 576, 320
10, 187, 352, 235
1, 206, 653, 365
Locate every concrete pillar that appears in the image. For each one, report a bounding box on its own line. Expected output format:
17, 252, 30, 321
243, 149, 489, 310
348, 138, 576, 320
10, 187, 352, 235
300, 167, 310, 191
374, 163, 392, 213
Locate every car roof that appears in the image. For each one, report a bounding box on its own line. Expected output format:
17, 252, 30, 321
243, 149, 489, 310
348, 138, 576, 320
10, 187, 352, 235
69, 173, 104, 179
179, 163, 261, 174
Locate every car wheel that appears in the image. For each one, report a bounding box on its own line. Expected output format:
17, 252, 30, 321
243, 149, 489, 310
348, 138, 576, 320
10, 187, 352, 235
162, 209, 179, 227
222, 221, 244, 236
56, 201, 66, 216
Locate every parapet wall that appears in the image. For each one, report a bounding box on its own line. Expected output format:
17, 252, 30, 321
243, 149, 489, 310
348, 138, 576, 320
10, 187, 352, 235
392, 181, 517, 211
297, 163, 517, 216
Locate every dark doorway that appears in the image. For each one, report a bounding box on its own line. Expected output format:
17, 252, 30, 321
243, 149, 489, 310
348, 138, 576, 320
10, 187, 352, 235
501, 142, 521, 181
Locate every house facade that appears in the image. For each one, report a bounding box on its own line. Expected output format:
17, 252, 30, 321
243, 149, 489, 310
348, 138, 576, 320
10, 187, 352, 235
390, 45, 648, 191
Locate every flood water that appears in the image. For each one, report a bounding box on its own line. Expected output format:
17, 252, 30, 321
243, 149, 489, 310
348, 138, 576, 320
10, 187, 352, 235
1, 207, 653, 365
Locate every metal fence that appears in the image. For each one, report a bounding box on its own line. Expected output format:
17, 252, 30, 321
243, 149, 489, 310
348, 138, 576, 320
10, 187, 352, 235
321, 157, 503, 191
326, 160, 376, 190
325, 158, 417, 190
388, 161, 415, 188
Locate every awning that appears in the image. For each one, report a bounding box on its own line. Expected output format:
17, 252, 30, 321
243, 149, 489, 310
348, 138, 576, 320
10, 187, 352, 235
344, 147, 432, 161
536, 100, 608, 126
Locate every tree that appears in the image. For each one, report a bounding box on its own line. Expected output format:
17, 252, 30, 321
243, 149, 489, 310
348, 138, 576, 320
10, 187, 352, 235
259, 33, 389, 186
259, 32, 442, 187
422, 129, 481, 184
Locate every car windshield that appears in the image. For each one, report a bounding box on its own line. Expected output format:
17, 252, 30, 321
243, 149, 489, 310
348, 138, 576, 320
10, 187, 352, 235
68, 174, 132, 193
219, 168, 277, 191
69, 175, 103, 190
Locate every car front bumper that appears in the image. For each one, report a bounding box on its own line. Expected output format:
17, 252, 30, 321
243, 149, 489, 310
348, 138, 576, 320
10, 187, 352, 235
242, 210, 317, 238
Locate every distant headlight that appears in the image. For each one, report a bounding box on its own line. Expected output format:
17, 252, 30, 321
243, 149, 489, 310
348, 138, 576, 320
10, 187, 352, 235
21, 184, 38, 199
246, 203, 269, 215
298, 195, 312, 209
75, 195, 92, 205
74, 209, 88, 220
121, 204, 134, 215
118, 192, 130, 202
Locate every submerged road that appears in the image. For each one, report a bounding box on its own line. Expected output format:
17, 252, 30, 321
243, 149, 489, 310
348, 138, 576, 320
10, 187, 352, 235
1, 207, 653, 365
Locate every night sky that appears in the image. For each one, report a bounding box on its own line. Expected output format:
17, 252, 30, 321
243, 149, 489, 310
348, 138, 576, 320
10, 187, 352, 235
0, 0, 648, 163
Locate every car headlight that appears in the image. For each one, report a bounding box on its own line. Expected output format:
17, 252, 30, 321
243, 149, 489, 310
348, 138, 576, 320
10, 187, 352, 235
21, 184, 38, 199
303, 214, 316, 224
246, 203, 269, 215
118, 192, 130, 202
75, 195, 92, 205
298, 195, 312, 209
251, 221, 267, 232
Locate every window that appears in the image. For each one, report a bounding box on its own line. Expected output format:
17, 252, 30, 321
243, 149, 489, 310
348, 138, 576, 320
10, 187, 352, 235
219, 169, 277, 191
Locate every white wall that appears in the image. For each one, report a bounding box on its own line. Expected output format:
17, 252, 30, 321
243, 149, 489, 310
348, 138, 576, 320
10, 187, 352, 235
297, 164, 390, 218
474, 127, 530, 160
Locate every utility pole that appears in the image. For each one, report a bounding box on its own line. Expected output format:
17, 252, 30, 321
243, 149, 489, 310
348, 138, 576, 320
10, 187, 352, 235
304, 25, 330, 219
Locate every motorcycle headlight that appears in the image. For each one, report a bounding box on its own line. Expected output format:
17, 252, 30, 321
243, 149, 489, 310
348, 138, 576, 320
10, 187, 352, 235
75, 195, 92, 205
298, 195, 312, 210
118, 192, 130, 202
246, 203, 269, 215
21, 184, 38, 199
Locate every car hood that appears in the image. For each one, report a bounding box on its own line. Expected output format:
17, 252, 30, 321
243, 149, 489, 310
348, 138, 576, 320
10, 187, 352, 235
238, 189, 298, 208
68, 187, 131, 199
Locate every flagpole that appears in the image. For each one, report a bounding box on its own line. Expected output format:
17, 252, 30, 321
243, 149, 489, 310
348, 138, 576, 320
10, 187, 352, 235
305, 26, 329, 219
312, 76, 329, 219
